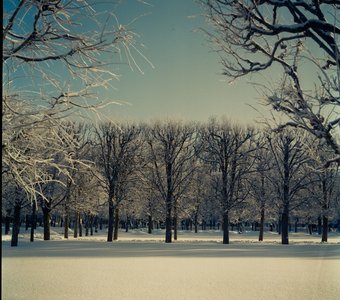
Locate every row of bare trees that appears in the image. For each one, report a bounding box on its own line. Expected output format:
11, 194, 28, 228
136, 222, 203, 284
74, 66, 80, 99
3, 0, 339, 248
3, 119, 339, 246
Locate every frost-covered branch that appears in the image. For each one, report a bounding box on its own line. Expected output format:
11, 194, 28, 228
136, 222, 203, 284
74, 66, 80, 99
3, 0, 150, 203
202, 0, 340, 165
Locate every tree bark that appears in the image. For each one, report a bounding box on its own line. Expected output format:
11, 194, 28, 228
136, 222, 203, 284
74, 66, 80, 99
11, 204, 21, 247
278, 218, 282, 235
64, 205, 69, 239
73, 211, 79, 238
194, 213, 198, 233
259, 206, 265, 241
85, 214, 89, 236
281, 207, 289, 245
317, 216, 322, 235
148, 215, 153, 234
222, 211, 229, 244
294, 218, 298, 233
90, 215, 94, 236
42, 200, 51, 241
126, 216, 129, 232
164, 158, 173, 244
165, 195, 172, 243
5, 209, 11, 235
173, 200, 178, 241
281, 138, 290, 245
107, 198, 114, 242
114, 207, 119, 240
30, 203, 37, 242
321, 177, 329, 242
79, 215, 83, 237
94, 216, 98, 233
322, 215, 328, 242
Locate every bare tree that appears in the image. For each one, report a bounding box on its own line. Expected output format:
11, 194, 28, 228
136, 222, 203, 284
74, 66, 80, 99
202, 0, 339, 166
2, 119, 74, 242
145, 120, 197, 243
94, 122, 142, 242
200, 118, 256, 244
58, 122, 93, 239
133, 171, 165, 234
249, 132, 272, 241
2, 177, 30, 247
308, 141, 340, 242
187, 162, 212, 233
70, 166, 105, 238
267, 129, 311, 244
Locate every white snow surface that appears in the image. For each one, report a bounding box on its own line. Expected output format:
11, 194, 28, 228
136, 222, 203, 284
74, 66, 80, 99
2, 227, 340, 300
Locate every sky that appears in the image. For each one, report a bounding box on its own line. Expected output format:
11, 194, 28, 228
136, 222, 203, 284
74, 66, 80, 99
100, 0, 265, 124
4, 0, 338, 126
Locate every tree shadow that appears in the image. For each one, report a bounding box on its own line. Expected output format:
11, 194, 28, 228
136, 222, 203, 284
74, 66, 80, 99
2, 240, 340, 260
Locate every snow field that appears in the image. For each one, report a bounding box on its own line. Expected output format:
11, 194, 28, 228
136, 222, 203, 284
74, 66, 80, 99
3, 255, 340, 300
2, 228, 340, 300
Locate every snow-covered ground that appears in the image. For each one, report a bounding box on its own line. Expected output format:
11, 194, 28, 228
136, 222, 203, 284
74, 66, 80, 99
2, 227, 340, 300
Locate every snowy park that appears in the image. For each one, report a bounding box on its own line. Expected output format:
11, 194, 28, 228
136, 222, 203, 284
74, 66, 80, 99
2, 227, 340, 300
3, 1, 340, 300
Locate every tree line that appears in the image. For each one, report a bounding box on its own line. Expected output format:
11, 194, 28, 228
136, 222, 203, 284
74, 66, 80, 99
3, 118, 339, 246
3, 1, 339, 248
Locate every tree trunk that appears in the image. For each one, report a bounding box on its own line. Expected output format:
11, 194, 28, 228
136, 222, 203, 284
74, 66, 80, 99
222, 211, 229, 244
294, 218, 298, 233
259, 206, 265, 242
281, 207, 289, 245
79, 216, 83, 237
165, 196, 172, 243
107, 198, 114, 242
281, 141, 290, 245
94, 216, 98, 233
11, 204, 21, 247
278, 218, 282, 235
114, 207, 119, 240
73, 211, 79, 238
126, 216, 129, 232
322, 215, 328, 242
173, 200, 178, 241
90, 215, 94, 236
30, 203, 37, 242
308, 224, 313, 235
5, 209, 11, 235
194, 213, 198, 233
64, 205, 69, 239
165, 160, 173, 243
42, 201, 51, 241
321, 177, 329, 242
174, 217, 178, 240
148, 215, 153, 234
85, 214, 89, 236
317, 216, 322, 235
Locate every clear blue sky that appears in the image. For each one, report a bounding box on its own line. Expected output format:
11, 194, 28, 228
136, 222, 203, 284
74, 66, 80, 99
3, 0, 266, 125
101, 0, 264, 124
